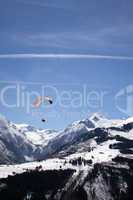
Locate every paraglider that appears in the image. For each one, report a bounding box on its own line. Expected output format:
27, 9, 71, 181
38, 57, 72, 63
41, 118, 46, 123
33, 96, 53, 123
33, 96, 53, 108
44, 96, 53, 104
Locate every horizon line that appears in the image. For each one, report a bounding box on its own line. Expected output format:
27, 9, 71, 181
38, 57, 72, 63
0, 53, 133, 60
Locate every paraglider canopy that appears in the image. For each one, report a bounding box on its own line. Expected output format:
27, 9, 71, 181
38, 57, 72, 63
33, 96, 53, 108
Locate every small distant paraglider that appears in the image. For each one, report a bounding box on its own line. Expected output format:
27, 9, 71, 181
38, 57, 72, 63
41, 118, 46, 123
33, 96, 53, 123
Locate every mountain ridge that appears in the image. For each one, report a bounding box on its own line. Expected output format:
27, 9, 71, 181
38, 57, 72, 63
0, 113, 133, 200
0, 113, 133, 164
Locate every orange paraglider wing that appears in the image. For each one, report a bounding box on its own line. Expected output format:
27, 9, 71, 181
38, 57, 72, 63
33, 96, 42, 108
33, 96, 53, 108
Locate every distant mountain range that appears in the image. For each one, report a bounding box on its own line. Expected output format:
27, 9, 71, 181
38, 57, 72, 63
0, 113, 133, 200
0, 113, 133, 164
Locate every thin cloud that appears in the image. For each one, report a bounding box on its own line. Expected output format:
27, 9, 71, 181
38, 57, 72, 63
11, 25, 133, 50
0, 53, 133, 60
11, 32, 100, 49
16, 0, 71, 10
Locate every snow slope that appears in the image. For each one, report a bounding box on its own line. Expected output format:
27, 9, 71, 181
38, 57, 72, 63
0, 113, 133, 166
0, 113, 133, 200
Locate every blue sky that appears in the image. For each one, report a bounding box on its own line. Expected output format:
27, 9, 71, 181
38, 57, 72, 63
0, 0, 133, 129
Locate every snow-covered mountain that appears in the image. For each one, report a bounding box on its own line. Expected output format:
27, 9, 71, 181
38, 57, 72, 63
0, 113, 133, 164
0, 113, 133, 200
0, 115, 59, 164
41, 113, 133, 160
